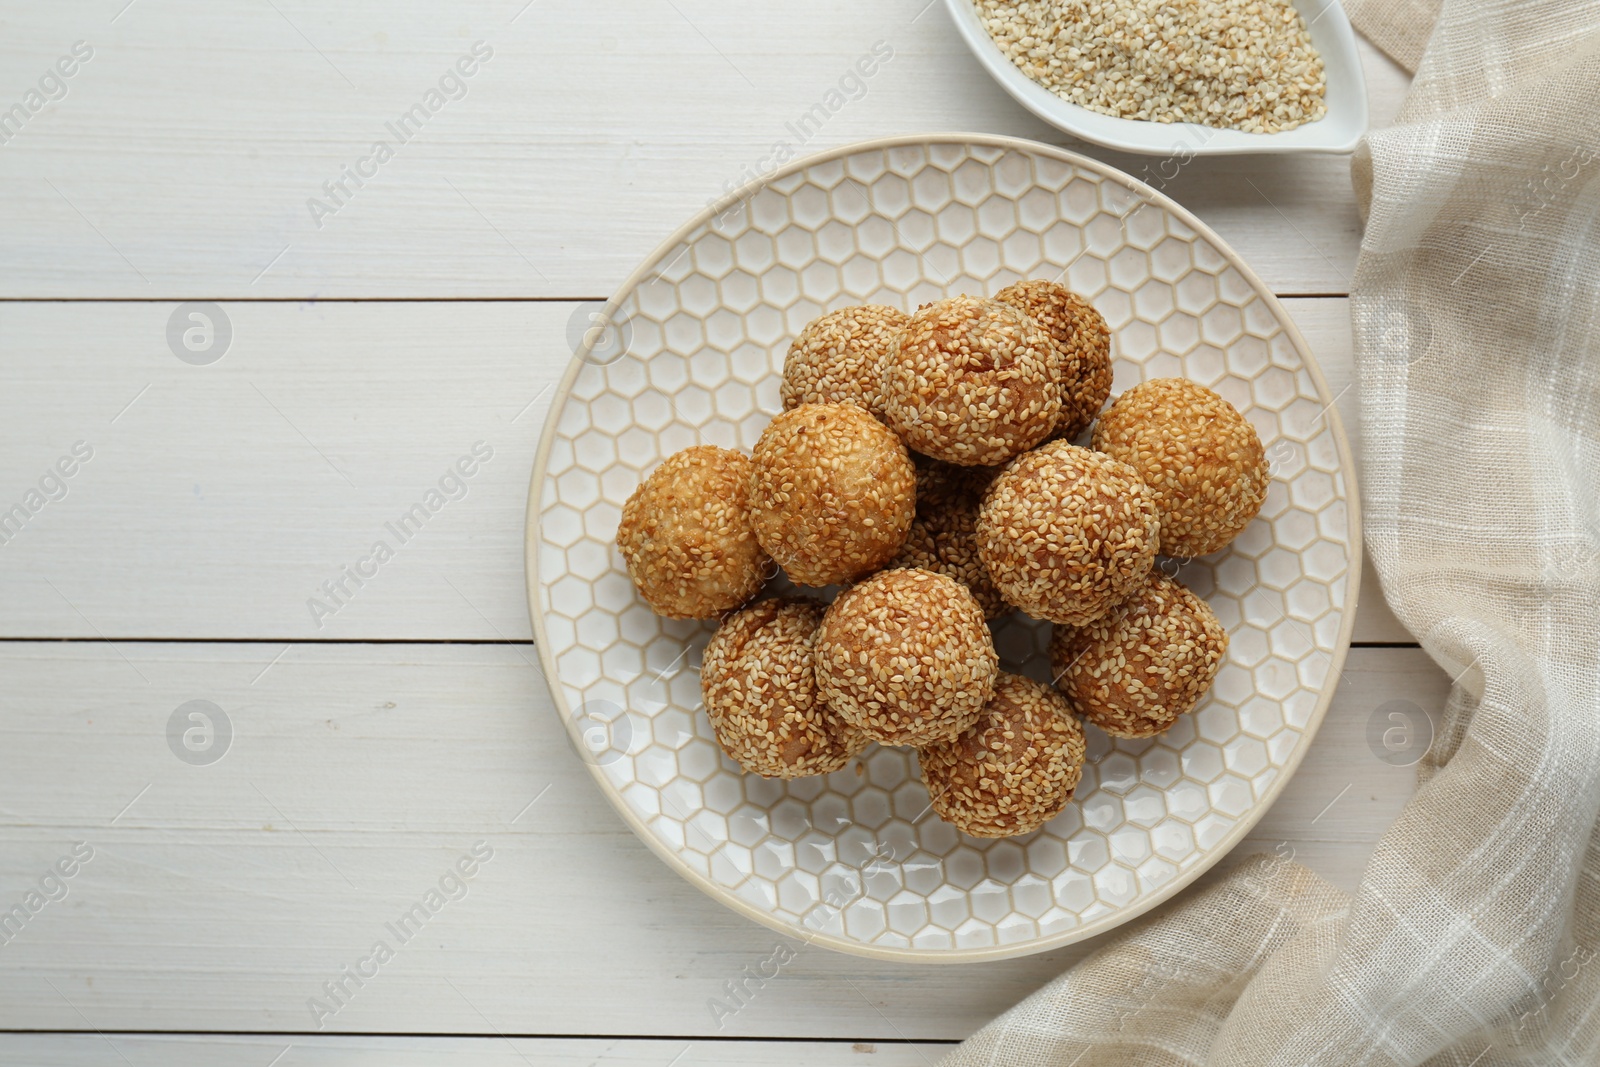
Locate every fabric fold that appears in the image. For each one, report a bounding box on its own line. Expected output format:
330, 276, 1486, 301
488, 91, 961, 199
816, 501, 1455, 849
940, 856, 1349, 1067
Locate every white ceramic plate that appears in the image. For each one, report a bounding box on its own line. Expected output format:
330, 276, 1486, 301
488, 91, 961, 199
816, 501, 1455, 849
526, 135, 1360, 962
942, 0, 1369, 156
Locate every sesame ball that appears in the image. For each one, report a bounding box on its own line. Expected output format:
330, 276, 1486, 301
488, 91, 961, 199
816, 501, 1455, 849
976, 441, 1159, 626
701, 597, 868, 778
995, 279, 1113, 442
890, 457, 1009, 619
881, 295, 1061, 467
1050, 572, 1228, 738
616, 445, 771, 619
780, 305, 908, 417
815, 568, 998, 747
749, 403, 915, 586
1092, 378, 1268, 558
917, 671, 1087, 838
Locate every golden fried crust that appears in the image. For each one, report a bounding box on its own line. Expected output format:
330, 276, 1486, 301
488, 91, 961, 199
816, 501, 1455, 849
917, 672, 1087, 838
882, 296, 1061, 467
976, 441, 1159, 626
908, 453, 1001, 524
1092, 378, 1268, 557
814, 568, 998, 747
616, 445, 771, 619
700, 597, 868, 778
995, 280, 1113, 442
890, 457, 1008, 619
780, 305, 908, 417
1050, 572, 1228, 738
749, 403, 915, 587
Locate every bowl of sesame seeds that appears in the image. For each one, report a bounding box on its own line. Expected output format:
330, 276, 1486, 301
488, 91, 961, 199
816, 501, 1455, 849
946, 0, 1369, 156
527, 134, 1360, 961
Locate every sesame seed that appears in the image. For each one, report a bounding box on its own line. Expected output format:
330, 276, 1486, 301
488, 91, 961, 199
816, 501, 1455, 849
780, 304, 907, 418
616, 445, 771, 619
995, 280, 1112, 443
976, 441, 1160, 626
890, 455, 1011, 620
917, 672, 1087, 838
975, 0, 1328, 134
1050, 571, 1228, 738
750, 403, 916, 587
882, 296, 1061, 467
815, 568, 999, 747
1092, 377, 1268, 557
703, 596, 868, 778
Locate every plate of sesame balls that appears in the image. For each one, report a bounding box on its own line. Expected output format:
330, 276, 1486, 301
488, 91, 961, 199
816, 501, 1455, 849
527, 134, 1360, 962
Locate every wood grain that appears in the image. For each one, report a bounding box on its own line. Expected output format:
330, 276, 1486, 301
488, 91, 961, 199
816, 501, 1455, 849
0, 642, 1445, 1038
0, 2, 1408, 299
0, 297, 1403, 642
0, 1036, 952, 1066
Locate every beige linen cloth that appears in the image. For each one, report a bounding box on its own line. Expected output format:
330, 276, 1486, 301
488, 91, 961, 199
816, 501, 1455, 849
942, 1, 1600, 1063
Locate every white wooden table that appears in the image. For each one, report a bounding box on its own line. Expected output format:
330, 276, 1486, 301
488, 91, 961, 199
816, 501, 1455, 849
0, 3, 1435, 1062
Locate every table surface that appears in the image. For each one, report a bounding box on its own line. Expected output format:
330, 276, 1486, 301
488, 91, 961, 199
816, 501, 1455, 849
0, 3, 1436, 1063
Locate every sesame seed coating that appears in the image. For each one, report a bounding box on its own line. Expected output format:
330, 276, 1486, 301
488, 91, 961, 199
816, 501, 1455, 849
616, 445, 771, 620
995, 280, 1113, 442
1092, 378, 1268, 557
882, 296, 1062, 467
909, 451, 1002, 513
815, 568, 999, 747
701, 597, 868, 778
749, 404, 916, 587
917, 671, 1087, 838
891, 457, 1009, 620
780, 305, 908, 418
976, 441, 1160, 626
1050, 571, 1228, 738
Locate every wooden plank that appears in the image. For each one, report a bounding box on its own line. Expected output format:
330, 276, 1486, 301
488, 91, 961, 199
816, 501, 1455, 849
0, 299, 564, 643
0, 297, 1402, 642
0, 1036, 951, 1066
0, 3, 1410, 299
0, 642, 1447, 1038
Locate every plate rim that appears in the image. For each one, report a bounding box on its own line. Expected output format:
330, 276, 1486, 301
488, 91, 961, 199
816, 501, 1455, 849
524, 132, 1363, 963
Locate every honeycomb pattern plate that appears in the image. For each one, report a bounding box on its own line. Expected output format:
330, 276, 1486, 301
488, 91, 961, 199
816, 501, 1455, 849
526, 134, 1360, 962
